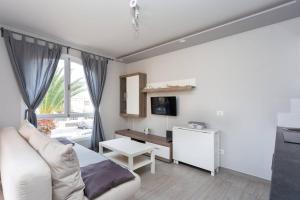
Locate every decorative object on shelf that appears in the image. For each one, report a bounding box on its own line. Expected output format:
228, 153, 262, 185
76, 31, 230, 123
166, 130, 173, 142
144, 128, 150, 135
142, 85, 195, 93
129, 0, 140, 32
142, 78, 196, 93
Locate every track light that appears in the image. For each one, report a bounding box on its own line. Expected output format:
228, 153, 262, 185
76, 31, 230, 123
130, 0, 140, 32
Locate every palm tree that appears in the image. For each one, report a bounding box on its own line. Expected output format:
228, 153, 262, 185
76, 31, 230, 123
38, 68, 86, 114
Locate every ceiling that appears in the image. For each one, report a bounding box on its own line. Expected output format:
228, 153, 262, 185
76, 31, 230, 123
0, 0, 298, 61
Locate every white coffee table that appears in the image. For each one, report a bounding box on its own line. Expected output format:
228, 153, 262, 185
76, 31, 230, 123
99, 138, 156, 174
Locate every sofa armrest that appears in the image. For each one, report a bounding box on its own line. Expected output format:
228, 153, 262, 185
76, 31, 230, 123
0, 127, 52, 200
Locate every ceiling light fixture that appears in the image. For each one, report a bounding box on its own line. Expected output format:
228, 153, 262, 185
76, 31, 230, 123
129, 0, 140, 32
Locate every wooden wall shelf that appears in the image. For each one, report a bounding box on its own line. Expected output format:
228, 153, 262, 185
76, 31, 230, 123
142, 85, 195, 93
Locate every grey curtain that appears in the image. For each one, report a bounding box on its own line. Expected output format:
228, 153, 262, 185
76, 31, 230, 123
81, 52, 108, 151
3, 30, 62, 127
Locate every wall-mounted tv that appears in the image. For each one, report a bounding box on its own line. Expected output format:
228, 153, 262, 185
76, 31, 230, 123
151, 96, 177, 116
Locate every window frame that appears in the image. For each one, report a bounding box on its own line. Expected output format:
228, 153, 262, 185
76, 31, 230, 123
37, 54, 94, 119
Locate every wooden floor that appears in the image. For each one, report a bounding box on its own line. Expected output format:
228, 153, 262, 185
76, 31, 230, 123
133, 161, 270, 200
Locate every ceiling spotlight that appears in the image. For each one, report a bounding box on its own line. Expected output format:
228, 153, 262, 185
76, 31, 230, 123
129, 0, 140, 33
129, 0, 138, 8
178, 39, 186, 43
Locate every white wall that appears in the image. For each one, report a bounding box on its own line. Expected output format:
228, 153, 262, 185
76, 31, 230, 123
0, 37, 127, 138
1, 17, 300, 180
125, 17, 300, 180
0, 39, 21, 128
101, 61, 127, 139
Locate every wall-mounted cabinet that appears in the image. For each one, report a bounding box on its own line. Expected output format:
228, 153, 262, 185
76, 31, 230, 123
120, 73, 147, 118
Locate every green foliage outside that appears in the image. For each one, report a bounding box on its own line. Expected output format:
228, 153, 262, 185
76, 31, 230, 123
38, 67, 86, 114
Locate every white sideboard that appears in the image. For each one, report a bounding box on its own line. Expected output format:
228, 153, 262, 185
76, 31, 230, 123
173, 126, 220, 176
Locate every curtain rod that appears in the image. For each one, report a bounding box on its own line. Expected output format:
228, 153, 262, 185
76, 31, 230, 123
0, 27, 115, 61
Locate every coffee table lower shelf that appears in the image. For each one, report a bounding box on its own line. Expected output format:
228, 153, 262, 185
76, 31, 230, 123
104, 152, 152, 171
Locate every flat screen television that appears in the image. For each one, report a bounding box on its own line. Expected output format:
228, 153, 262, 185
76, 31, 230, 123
151, 96, 177, 116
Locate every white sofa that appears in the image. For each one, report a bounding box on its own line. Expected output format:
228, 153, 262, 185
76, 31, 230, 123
0, 127, 140, 200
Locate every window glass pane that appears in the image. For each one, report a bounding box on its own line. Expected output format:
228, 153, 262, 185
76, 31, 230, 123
70, 61, 94, 114
37, 59, 65, 115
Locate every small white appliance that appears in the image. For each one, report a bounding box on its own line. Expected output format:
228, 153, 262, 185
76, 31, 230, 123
277, 98, 300, 128
188, 121, 206, 130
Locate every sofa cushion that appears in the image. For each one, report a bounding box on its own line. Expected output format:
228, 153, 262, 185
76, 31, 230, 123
19, 120, 37, 140
29, 129, 85, 200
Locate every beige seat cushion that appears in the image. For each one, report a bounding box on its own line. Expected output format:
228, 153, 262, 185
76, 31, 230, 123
28, 128, 85, 200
